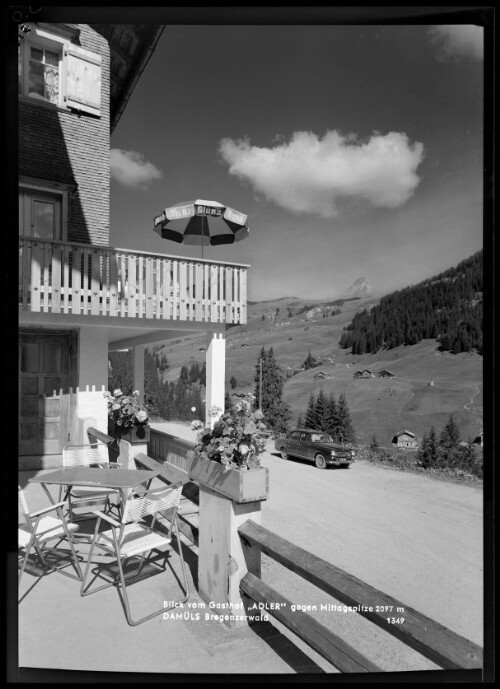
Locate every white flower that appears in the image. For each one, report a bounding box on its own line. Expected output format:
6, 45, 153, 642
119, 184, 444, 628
113, 389, 123, 397
190, 420, 203, 430
112, 403, 121, 410
135, 410, 148, 423
133, 390, 140, 396
239, 444, 249, 456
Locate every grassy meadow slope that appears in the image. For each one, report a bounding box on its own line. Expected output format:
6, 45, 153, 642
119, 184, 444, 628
156, 295, 483, 446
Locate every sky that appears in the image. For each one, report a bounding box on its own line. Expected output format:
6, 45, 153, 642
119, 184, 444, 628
110, 22, 484, 302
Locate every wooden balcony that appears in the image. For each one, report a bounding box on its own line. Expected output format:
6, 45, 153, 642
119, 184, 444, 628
19, 237, 248, 325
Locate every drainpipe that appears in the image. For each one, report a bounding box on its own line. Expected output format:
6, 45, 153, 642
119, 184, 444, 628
110, 25, 165, 134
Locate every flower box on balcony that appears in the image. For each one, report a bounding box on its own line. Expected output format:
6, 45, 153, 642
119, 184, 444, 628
188, 454, 269, 504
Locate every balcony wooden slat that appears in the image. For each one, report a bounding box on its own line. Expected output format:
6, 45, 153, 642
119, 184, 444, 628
225, 266, 233, 324
109, 252, 118, 316
179, 261, 187, 321
80, 247, 90, 315
62, 244, 70, 313
145, 256, 153, 319
71, 247, 82, 314
210, 265, 218, 322
42, 243, 50, 312
138, 255, 144, 317
240, 268, 247, 324
51, 244, 61, 313
91, 248, 101, 315
203, 263, 209, 321
30, 242, 42, 312
102, 250, 110, 316
155, 258, 161, 319
118, 253, 125, 316
162, 258, 170, 319
188, 261, 194, 320
172, 259, 179, 319
219, 265, 224, 323
233, 267, 239, 323
21, 242, 30, 311
195, 263, 203, 321
127, 254, 136, 318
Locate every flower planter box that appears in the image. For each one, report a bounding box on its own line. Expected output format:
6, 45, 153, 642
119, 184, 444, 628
188, 455, 269, 503
108, 422, 150, 445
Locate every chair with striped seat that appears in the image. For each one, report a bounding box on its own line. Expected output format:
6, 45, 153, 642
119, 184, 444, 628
18, 486, 82, 584
61, 443, 121, 520
80, 482, 189, 626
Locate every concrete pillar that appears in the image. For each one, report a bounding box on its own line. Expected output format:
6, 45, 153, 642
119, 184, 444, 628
131, 344, 145, 403
205, 331, 225, 427
198, 485, 262, 628
72, 327, 108, 444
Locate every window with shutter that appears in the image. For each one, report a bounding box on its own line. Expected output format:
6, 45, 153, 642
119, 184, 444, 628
65, 44, 101, 116
18, 26, 102, 118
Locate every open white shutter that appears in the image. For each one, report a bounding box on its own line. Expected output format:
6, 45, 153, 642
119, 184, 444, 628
65, 44, 101, 116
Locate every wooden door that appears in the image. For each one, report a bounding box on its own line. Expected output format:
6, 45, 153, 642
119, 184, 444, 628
19, 332, 71, 456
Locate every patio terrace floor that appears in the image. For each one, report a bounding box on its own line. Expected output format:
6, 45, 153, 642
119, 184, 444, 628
16, 464, 333, 677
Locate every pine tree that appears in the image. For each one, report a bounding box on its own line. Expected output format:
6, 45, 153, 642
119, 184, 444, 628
370, 434, 379, 451
304, 393, 316, 429
324, 393, 338, 438
108, 350, 133, 393
230, 375, 237, 389
254, 347, 291, 433
180, 365, 189, 384
313, 388, 328, 431
416, 432, 430, 467
144, 349, 161, 417
336, 392, 356, 443
303, 351, 318, 370
438, 415, 461, 467
296, 412, 304, 428
458, 437, 476, 473
189, 361, 200, 384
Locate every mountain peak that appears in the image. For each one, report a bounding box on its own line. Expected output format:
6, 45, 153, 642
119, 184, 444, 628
341, 277, 375, 299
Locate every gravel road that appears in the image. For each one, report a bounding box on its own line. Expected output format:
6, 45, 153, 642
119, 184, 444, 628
152, 423, 483, 673
258, 447, 483, 672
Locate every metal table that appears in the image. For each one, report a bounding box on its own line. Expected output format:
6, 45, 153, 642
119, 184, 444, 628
29, 467, 160, 508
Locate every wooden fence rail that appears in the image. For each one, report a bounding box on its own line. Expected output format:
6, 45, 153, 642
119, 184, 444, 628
238, 520, 483, 671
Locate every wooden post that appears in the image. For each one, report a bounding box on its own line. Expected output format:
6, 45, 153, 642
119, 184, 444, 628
116, 438, 145, 470
205, 330, 225, 427
198, 484, 263, 629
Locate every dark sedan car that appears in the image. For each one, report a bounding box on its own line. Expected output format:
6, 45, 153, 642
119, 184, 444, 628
275, 429, 352, 469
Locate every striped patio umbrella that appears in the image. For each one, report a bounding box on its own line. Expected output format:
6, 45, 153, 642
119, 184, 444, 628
153, 199, 249, 257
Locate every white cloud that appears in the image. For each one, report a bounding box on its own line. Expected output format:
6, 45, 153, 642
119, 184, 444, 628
110, 149, 163, 189
219, 130, 424, 218
428, 25, 483, 61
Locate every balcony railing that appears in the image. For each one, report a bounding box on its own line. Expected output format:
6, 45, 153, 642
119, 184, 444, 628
19, 237, 247, 324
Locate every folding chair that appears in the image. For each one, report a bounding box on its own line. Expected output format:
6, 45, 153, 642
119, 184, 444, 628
61, 443, 122, 521
18, 486, 83, 584
80, 482, 189, 626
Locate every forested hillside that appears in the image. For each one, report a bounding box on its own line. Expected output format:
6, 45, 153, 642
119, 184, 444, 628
108, 347, 205, 422
339, 250, 483, 355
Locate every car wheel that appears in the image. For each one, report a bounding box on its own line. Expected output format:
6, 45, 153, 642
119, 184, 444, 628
314, 454, 327, 469
280, 447, 289, 460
